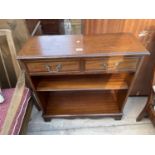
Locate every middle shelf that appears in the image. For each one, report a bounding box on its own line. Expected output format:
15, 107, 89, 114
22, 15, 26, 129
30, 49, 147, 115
31, 73, 133, 91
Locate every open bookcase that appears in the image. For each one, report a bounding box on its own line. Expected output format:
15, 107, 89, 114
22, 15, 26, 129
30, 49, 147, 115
17, 34, 149, 121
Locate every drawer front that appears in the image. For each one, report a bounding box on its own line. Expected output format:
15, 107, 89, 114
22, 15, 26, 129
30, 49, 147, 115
26, 60, 80, 73
85, 57, 139, 72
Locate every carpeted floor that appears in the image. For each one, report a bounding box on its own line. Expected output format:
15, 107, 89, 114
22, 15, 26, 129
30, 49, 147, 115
27, 97, 155, 135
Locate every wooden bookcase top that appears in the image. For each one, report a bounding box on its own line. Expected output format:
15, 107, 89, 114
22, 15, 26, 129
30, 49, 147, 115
17, 33, 149, 60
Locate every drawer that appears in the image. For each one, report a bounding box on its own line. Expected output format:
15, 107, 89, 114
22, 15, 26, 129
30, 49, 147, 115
26, 60, 80, 73
85, 57, 139, 72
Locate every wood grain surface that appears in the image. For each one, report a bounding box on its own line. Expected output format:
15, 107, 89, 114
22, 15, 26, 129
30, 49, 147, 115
32, 73, 132, 91
17, 33, 149, 59
0, 20, 29, 88
43, 91, 121, 117
83, 19, 155, 95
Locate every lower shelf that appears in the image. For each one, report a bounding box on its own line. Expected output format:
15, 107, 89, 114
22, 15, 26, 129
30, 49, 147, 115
42, 90, 123, 118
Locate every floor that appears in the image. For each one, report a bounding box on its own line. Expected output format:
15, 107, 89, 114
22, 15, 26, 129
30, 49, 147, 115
27, 97, 155, 135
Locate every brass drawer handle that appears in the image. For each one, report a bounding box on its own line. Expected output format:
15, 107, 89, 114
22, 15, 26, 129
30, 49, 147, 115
100, 63, 107, 69
100, 62, 121, 70
115, 62, 120, 67
45, 64, 52, 72
55, 64, 62, 72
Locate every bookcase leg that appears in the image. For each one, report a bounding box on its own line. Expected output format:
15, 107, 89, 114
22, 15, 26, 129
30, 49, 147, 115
43, 117, 52, 122
114, 115, 122, 120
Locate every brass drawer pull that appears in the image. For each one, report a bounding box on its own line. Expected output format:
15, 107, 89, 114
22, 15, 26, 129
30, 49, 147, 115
114, 62, 121, 68
56, 64, 62, 72
115, 62, 120, 67
100, 63, 107, 69
100, 62, 121, 70
45, 64, 52, 72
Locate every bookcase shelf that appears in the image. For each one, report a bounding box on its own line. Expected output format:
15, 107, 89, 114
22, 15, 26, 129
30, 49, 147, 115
32, 73, 133, 91
42, 91, 123, 118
